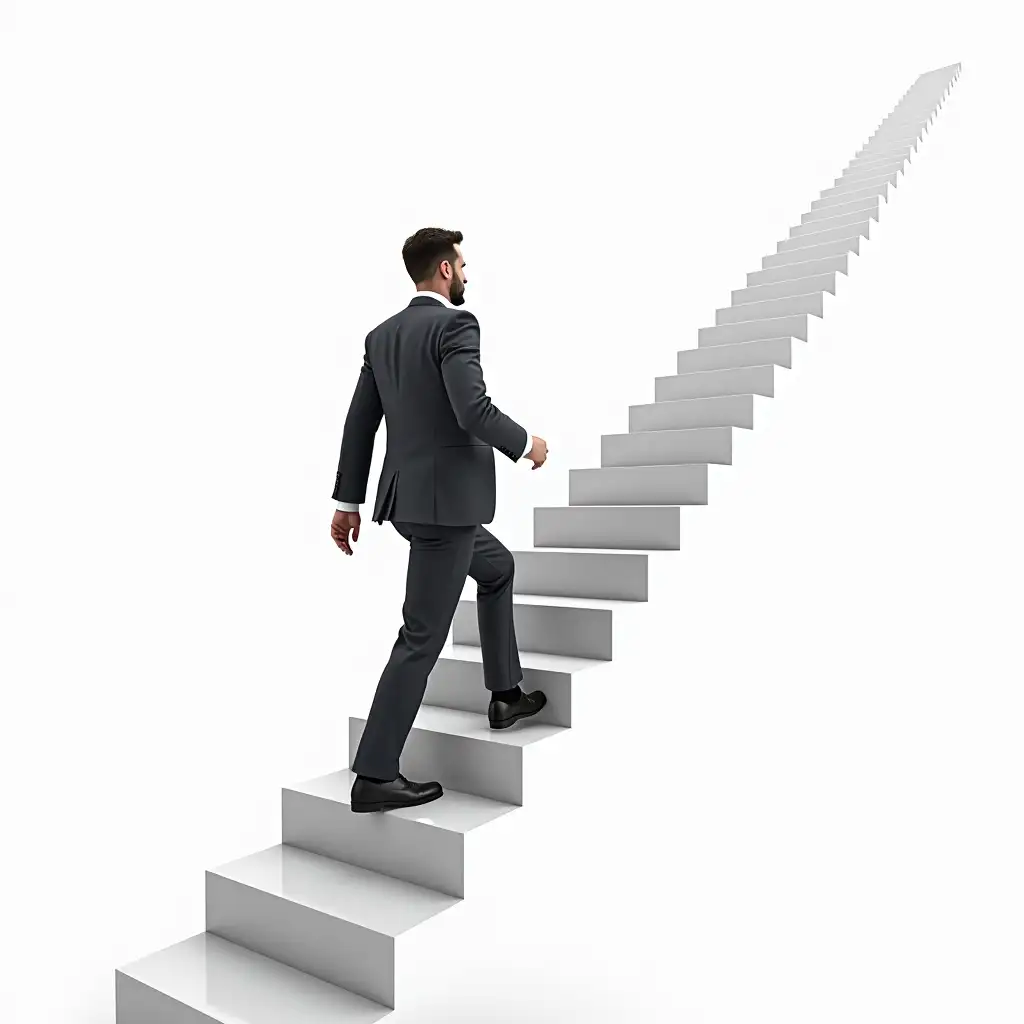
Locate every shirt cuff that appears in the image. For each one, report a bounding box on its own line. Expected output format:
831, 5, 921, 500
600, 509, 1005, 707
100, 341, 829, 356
336, 500, 360, 512
521, 431, 532, 459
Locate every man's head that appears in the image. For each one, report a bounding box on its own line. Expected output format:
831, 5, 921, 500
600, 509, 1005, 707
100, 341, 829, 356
402, 227, 468, 306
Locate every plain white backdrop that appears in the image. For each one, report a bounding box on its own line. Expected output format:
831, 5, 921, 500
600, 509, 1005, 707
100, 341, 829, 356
2, 2, 1022, 1021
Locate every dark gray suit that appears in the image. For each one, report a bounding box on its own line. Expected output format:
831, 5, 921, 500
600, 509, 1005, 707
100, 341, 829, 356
333, 295, 529, 780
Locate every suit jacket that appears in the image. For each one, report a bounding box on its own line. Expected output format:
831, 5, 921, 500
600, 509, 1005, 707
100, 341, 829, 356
332, 295, 529, 526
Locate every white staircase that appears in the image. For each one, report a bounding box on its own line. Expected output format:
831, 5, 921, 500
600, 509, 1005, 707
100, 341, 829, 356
114, 61, 962, 1021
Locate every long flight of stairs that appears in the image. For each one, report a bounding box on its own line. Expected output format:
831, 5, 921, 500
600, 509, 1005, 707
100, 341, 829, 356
114, 61, 962, 1022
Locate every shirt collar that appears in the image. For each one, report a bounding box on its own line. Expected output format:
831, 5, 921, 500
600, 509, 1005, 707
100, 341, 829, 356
413, 289, 455, 308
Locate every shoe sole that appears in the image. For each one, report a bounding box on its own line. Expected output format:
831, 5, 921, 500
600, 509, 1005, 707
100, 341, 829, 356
350, 788, 444, 813
489, 697, 547, 730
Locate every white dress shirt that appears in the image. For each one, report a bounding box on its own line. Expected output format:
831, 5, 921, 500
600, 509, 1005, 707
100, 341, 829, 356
335, 290, 532, 513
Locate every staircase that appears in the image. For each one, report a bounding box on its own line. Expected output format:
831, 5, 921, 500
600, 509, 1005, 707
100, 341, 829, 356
114, 61, 962, 1022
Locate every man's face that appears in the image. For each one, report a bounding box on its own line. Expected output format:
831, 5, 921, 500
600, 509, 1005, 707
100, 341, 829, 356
447, 244, 468, 306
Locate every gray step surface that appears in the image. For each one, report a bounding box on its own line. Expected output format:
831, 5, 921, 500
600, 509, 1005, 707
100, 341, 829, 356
801, 195, 880, 225
283, 766, 517, 899
845, 146, 914, 172
453, 592, 616, 661
819, 170, 898, 200
699, 313, 807, 346
762, 235, 860, 268
811, 182, 891, 210
509, 547, 651, 601
655, 363, 775, 401
601, 425, 731, 468
569, 463, 711, 506
116, 932, 390, 1024
351, 704, 566, 805
630, 393, 756, 431
789, 209, 877, 238
206, 844, 459, 1008
716, 292, 822, 323
678, 336, 793, 372
425, 641, 609, 726
777, 221, 869, 251
732, 273, 836, 304
746, 253, 849, 286
836, 158, 908, 184
534, 505, 681, 550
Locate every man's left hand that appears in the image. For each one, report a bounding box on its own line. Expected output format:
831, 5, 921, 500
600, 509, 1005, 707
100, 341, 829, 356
331, 510, 361, 556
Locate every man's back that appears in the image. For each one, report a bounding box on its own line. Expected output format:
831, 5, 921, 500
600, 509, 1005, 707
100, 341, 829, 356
332, 294, 529, 526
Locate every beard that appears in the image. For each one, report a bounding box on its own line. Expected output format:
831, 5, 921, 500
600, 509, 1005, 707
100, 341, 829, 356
449, 278, 466, 305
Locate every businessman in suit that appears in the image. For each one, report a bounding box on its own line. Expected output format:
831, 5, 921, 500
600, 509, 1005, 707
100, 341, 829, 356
330, 227, 550, 813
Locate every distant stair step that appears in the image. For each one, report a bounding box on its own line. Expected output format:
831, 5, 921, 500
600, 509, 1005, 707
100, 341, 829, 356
534, 505, 681, 551
746, 253, 849, 287
569, 463, 710, 507
654, 364, 776, 401
630, 393, 756, 431
732, 273, 837, 305
716, 293, 822, 324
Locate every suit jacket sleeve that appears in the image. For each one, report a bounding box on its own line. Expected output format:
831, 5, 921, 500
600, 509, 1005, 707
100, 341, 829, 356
438, 309, 529, 462
331, 339, 384, 503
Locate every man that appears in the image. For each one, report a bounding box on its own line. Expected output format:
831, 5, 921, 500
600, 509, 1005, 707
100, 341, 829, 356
330, 227, 550, 814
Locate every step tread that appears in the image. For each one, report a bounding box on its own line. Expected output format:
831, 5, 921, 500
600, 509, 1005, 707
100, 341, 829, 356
458, 585, 641, 611
440, 641, 615, 673
606, 425, 729, 437
286, 768, 518, 832
209, 844, 459, 937
117, 932, 390, 1022
658, 363, 776, 380
387, 704, 568, 748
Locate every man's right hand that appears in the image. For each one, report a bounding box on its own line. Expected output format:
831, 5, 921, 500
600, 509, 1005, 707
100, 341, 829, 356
526, 435, 548, 470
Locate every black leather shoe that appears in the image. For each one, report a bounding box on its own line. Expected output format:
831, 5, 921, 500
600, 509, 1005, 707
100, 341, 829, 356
488, 689, 547, 730
350, 772, 443, 813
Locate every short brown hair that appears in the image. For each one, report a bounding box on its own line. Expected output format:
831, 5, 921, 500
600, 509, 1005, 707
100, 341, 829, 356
402, 227, 463, 284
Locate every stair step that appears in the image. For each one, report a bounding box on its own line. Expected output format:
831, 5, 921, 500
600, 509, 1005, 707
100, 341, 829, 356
351, 704, 567, 805
630, 393, 756, 431
425, 642, 610, 727
717, 292, 822, 323
854, 137, 918, 159
762, 235, 860, 269
810, 182, 892, 211
206, 844, 458, 1008
453, 590, 617, 660
569, 463, 710, 507
733, 273, 836, 303
678, 336, 792, 372
699, 313, 807, 346
777, 222, 869, 252
801, 195, 880, 225
601, 425, 731, 468
534, 505, 681, 551
509, 546, 651, 601
835, 158, 908, 185
283, 768, 516, 899
845, 149, 913, 172
819, 170, 898, 200
747, 253, 849, 286
656, 364, 775, 402
790, 209, 877, 238
115, 932, 389, 1024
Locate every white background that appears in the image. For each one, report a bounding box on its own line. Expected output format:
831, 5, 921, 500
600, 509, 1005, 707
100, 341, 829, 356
2, 2, 1022, 1021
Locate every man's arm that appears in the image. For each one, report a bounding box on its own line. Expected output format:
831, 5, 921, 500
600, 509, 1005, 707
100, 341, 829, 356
438, 309, 529, 461
331, 343, 383, 505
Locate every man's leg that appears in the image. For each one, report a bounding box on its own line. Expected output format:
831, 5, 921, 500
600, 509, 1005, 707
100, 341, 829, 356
351, 520, 476, 782
467, 525, 523, 693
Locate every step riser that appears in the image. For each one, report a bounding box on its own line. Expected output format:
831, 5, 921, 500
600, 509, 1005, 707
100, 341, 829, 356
777, 223, 868, 252
861, 131, 921, 151
820, 172, 897, 200
699, 314, 807, 346
510, 549, 649, 602
283, 787, 466, 898
569, 464, 710, 506
844, 153, 911, 174
425, 655, 574, 726
656, 364, 774, 401
811, 183, 890, 211
747, 253, 848, 286
601, 427, 731, 468
790, 209, 877, 238
733, 273, 836, 303
855, 138, 918, 158
836, 160, 907, 185
763, 236, 860, 268
716, 292, 822, 323
453, 599, 613, 661
630, 394, 755, 431
115, 972, 204, 1024
801, 196, 880, 224
351, 715, 524, 804
206, 873, 395, 1008
678, 336, 792, 372
534, 506, 680, 551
